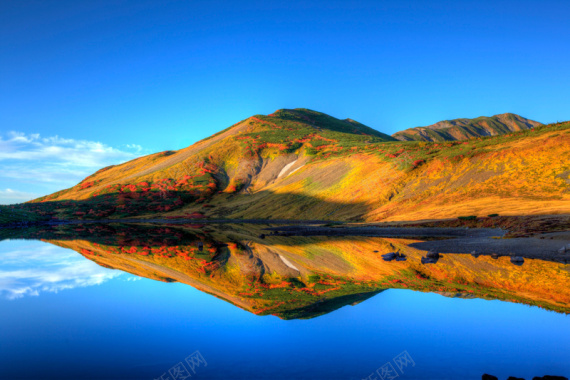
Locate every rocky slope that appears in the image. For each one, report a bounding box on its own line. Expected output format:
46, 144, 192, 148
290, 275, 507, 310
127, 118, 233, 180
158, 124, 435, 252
393, 113, 542, 141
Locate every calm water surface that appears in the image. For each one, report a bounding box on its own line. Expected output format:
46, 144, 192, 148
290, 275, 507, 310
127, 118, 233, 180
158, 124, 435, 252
0, 229, 569, 380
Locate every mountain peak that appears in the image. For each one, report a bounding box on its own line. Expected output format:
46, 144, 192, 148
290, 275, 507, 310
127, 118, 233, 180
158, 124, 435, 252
264, 108, 394, 139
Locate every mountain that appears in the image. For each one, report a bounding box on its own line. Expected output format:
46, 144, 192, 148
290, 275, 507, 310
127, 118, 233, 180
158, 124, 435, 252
393, 113, 542, 142
20, 111, 570, 223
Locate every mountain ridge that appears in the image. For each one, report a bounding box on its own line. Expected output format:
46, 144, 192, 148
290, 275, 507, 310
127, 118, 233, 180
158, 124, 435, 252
393, 113, 542, 141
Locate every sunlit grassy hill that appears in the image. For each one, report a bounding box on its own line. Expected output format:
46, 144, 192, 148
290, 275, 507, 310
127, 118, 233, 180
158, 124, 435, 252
24, 110, 570, 222
393, 113, 542, 142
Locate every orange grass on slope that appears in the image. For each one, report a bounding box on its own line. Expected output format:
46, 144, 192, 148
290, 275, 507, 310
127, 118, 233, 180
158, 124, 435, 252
27, 113, 570, 223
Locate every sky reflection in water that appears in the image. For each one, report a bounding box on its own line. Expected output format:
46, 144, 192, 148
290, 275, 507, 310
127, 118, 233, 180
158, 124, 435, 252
0, 239, 568, 380
0, 240, 124, 300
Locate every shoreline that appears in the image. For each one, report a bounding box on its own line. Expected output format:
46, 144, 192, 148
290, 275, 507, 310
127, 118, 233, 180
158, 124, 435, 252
0, 217, 336, 229
1, 216, 569, 264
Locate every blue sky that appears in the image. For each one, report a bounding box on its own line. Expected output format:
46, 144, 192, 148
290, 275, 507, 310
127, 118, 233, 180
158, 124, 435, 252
1, 0, 569, 203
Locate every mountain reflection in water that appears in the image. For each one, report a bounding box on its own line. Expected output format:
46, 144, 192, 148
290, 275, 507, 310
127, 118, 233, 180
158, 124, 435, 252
1, 222, 569, 318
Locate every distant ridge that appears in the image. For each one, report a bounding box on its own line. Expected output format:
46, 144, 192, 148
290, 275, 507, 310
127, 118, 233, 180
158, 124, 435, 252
393, 113, 542, 141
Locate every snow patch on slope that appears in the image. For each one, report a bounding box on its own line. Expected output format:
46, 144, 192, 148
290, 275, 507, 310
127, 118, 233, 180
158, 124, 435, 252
287, 164, 305, 176
278, 159, 298, 178
278, 254, 299, 271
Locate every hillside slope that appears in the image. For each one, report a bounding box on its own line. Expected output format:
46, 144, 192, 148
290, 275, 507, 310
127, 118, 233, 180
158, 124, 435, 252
393, 113, 542, 141
22, 111, 570, 223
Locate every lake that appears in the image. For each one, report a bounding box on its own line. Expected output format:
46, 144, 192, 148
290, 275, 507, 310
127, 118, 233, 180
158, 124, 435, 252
0, 223, 569, 380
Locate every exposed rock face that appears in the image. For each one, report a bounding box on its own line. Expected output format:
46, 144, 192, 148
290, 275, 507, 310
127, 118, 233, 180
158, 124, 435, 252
426, 250, 440, 259
381, 252, 407, 262
421, 256, 439, 264
395, 253, 407, 261
510, 256, 525, 266
483, 374, 568, 380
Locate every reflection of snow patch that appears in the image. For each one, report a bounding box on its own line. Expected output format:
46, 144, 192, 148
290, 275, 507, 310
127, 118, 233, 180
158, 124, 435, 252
278, 159, 298, 178
278, 254, 299, 271
287, 164, 304, 176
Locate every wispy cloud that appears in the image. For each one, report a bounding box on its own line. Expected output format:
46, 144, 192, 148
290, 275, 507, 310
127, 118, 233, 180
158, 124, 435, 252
0, 188, 40, 203
0, 242, 123, 300
0, 132, 145, 204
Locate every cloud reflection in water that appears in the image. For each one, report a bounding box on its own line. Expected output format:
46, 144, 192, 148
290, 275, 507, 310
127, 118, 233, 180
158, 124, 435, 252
0, 241, 123, 300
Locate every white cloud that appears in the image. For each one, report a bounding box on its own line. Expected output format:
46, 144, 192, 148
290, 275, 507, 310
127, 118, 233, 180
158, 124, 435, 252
125, 144, 143, 153
0, 242, 123, 300
0, 131, 145, 204
0, 132, 138, 166
0, 188, 40, 204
